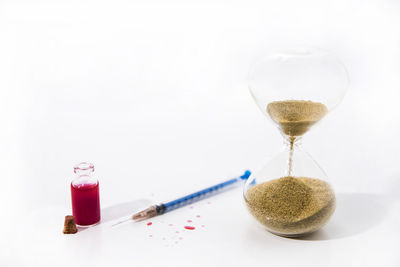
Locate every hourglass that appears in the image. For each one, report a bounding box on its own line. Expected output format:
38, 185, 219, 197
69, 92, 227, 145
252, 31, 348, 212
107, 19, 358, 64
244, 48, 349, 237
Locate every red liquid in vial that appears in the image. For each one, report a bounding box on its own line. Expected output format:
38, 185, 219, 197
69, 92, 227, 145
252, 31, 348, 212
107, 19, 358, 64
71, 182, 101, 226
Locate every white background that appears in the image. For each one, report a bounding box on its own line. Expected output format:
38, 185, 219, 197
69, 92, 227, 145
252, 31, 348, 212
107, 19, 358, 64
1, 0, 400, 266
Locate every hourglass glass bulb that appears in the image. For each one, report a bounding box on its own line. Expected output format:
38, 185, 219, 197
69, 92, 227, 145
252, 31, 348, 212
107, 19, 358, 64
249, 47, 349, 138
244, 47, 349, 237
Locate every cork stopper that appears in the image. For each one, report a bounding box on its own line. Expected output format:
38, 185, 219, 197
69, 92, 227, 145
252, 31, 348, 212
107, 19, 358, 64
63, 215, 78, 234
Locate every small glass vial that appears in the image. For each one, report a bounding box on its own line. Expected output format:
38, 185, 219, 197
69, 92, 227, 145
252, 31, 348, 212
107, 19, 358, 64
71, 162, 101, 226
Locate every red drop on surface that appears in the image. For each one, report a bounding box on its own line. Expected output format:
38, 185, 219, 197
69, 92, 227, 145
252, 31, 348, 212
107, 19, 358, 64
147, 222, 152, 226
196, 215, 200, 218
184, 226, 195, 230
187, 220, 192, 223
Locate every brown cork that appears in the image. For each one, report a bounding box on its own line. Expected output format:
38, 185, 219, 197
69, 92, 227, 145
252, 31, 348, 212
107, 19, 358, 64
63, 215, 78, 234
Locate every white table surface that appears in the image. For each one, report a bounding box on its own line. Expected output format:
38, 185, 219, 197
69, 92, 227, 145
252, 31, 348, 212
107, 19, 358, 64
1, 0, 400, 266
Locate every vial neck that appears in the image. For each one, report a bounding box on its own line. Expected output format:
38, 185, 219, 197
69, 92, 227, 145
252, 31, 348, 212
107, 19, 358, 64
72, 171, 97, 186
75, 170, 93, 176
74, 162, 94, 176
73, 162, 96, 184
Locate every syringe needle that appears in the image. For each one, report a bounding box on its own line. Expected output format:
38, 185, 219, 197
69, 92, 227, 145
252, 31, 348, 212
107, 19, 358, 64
111, 217, 131, 227
111, 206, 158, 227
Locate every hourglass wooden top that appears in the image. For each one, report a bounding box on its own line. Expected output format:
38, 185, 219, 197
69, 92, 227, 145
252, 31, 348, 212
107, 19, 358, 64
267, 100, 328, 137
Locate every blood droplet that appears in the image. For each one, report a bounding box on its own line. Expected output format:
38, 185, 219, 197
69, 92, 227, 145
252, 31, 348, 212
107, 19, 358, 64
147, 222, 152, 226
196, 215, 200, 218
184, 226, 195, 230
187, 220, 192, 223
149, 235, 153, 237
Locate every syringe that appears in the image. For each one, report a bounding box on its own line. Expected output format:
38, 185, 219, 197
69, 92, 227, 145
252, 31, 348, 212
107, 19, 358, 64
112, 170, 251, 226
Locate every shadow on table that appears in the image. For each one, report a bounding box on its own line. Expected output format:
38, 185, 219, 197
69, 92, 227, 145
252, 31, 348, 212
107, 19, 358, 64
77, 199, 152, 231
296, 192, 387, 241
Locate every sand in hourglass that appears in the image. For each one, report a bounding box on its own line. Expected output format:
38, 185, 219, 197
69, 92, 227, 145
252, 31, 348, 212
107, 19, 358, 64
267, 100, 328, 137
244, 100, 333, 236
245, 176, 335, 236
267, 99, 328, 176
